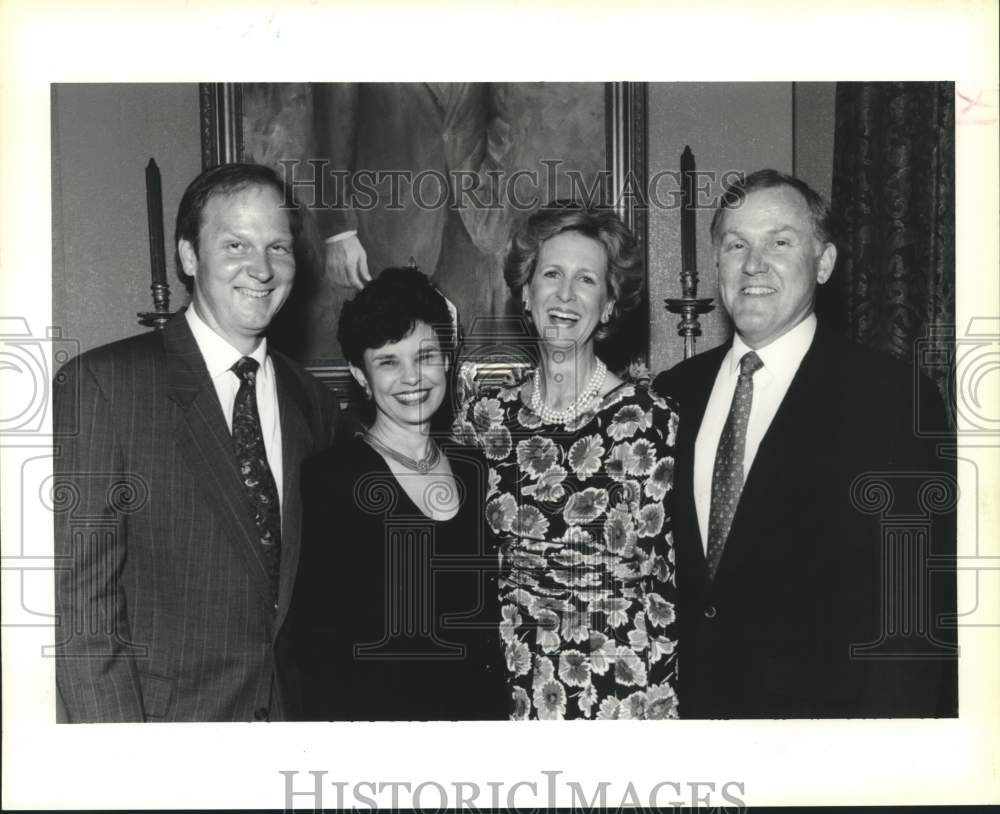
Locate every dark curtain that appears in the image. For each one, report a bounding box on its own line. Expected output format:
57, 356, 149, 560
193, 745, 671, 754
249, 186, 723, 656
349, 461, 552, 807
823, 82, 955, 413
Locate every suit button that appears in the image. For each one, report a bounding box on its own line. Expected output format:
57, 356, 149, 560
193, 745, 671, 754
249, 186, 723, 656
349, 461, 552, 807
704, 604, 717, 619
254, 706, 269, 721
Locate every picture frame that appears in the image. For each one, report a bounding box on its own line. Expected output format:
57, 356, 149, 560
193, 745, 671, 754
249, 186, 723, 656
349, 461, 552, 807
199, 82, 649, 402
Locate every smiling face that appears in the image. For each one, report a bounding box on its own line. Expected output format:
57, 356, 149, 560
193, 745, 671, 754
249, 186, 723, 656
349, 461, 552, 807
525, 230, 614, 353
351, 321, 449, 433
178, 184, 295, 354
715, 185, 836, 350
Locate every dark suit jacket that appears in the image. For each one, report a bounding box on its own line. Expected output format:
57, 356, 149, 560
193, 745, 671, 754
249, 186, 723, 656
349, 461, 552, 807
653, 323, 957, 718
312, 82, 513, 319
52, 313, 338, 722
282, 435, 507, 721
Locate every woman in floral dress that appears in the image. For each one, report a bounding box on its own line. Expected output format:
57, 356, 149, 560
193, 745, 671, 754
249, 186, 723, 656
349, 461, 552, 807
455, 204, 680, 719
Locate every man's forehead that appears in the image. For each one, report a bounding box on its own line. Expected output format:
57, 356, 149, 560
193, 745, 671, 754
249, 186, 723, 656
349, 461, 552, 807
720, 185, 814, 231
205, 183, 279, 210
200, 183, 288, 226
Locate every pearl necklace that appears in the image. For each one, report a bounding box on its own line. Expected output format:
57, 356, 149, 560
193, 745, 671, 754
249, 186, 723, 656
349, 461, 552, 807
362, 430, 441, 474
530, 358, 608, 424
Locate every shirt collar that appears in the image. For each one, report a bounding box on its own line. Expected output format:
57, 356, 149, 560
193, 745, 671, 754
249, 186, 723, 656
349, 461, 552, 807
729, 313, 817, 382
185, 305, 268, 381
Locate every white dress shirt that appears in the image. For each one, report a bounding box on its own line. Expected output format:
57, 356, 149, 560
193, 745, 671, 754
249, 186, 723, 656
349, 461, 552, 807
185, 307, 284, 511
693, 314, 817, 552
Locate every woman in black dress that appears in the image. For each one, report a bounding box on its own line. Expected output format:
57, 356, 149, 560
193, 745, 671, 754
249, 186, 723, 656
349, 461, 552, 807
286, 268, 506, 720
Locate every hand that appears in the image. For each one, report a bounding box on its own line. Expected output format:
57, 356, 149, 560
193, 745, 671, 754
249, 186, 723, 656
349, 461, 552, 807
324, 234, 370, 290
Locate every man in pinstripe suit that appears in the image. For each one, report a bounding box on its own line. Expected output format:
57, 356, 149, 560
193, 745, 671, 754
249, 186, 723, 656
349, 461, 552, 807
53, 164, 338, 722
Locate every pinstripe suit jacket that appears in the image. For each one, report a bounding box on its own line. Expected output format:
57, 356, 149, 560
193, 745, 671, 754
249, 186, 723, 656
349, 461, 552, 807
52, 312, 338, 722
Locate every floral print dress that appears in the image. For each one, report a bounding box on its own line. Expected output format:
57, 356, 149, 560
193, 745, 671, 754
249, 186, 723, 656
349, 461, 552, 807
454, 368, 680, 719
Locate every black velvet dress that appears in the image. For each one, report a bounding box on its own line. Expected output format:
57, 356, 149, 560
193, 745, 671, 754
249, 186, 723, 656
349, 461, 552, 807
284, 434, 507, 720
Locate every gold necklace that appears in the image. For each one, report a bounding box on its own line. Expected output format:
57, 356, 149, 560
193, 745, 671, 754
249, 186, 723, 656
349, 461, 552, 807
361, 430, 441, 474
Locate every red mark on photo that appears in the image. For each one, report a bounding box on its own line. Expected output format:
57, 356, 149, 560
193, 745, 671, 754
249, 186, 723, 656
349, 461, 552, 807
957, 86, 998, 126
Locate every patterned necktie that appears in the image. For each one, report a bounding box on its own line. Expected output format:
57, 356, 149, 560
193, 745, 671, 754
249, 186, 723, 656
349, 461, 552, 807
706, 350, 764, 580
231, 356, 281, 602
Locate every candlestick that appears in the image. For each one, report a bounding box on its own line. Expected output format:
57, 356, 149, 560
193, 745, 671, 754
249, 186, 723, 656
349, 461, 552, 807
145, 158, 167, 287
680, 145, 696, 279
139, 158, 175, 330
665, 145, 714, 359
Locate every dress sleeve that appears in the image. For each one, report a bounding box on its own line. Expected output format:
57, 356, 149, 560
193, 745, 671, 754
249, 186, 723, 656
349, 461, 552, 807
450, 361, 483, 447
287, 453, 348, 720
633, 390, 680, 692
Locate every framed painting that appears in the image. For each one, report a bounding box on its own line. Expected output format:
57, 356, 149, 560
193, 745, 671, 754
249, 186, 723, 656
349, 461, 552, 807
200, 82, 648, 401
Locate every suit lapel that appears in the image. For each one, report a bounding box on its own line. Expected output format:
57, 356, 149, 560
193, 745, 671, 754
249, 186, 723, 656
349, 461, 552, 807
672, 345, 730, 585
272, 353, 312, 629
715, 327, 834, 579
163, 314, 275, 606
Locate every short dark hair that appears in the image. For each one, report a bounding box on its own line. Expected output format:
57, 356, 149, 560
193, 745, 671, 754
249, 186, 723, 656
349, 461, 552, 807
173, 163, 301, 292
709, 169, 835, 246
504, 203, 643, 342
337, 266, 456, 370
338, 267, 457, 431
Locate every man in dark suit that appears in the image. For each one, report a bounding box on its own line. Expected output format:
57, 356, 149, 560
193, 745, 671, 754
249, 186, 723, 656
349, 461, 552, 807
53, 163, 338, 722
653, 169, 957, 718
311, 83, 513, 320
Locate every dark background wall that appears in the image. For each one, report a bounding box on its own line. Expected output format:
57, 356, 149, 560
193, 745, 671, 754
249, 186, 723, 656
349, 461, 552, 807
51, 84, 201, 354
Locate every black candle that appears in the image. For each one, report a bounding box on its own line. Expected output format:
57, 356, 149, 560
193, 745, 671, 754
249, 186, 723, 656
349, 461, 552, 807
145, 158, 166, 287
680, 146, 696, 288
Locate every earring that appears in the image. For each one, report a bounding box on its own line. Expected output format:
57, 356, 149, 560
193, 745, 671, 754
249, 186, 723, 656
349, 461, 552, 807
361, 383, 372, 400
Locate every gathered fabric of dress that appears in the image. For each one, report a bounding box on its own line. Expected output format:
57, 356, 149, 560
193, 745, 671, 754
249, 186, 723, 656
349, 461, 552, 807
454, 367, 680, 719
